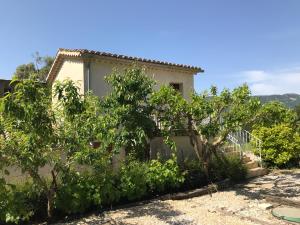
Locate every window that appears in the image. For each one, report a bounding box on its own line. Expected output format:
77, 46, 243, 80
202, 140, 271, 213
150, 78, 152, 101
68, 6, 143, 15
169, 83, 183, 95
2, 88, 11, 96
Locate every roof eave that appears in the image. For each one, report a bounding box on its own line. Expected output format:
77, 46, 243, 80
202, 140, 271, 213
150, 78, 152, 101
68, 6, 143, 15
46, 48, 204, 84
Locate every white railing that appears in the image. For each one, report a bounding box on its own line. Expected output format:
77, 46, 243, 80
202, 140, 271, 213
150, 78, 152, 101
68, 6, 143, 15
226, 133, 242, 158
229, 129, 263, 167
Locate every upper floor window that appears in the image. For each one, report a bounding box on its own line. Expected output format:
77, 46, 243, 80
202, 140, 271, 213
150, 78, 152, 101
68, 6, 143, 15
169, 83, 183, 95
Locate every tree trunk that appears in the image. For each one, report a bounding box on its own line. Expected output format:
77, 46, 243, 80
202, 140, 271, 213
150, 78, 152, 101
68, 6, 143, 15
47, 170, 58, 219
187, 116, 204, 162
202, 145, 211, 179
28, 169, 54, 219
47, 191, 55, 219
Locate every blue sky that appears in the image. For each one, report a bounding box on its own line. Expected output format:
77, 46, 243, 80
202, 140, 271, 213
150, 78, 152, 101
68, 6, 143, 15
0, 0, 300, 95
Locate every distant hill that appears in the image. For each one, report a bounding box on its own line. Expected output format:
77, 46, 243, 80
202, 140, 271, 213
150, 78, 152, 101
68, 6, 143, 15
256, 93, 300, 108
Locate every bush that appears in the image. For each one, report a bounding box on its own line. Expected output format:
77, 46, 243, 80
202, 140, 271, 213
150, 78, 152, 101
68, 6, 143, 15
119, 157, 185, 201
226, 156, 248, 182
209, 155, 247, 182
55, 169, 122, 215
55, 172, 102, 215
252, 124, 300, 167
0, 180, 46, 224
146, 159, 184, 193
182, 160, 207, 188
119, 160, 148, 201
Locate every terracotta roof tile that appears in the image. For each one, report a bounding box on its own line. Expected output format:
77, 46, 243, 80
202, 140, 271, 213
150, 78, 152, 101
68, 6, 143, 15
47, 48, 204, 83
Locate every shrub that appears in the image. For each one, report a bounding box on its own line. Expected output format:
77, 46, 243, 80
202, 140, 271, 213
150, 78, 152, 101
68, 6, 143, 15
182, 160, 207, 188
225, 156, 248, 182
146, 159, 185, 193
55, 172, 102, 215
252, 124, 300, 167
97, 171, 121, 207
209, 155, 247, 182
119, 157, 185, 201
0, 180, 46, 224
119, 160, 148, 201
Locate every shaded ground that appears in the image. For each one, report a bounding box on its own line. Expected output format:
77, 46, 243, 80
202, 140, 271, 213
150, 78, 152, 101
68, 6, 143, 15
56, 169, 300, 225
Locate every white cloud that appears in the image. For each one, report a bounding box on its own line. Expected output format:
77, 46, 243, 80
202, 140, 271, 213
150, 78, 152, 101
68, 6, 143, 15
239, 67, 300, 95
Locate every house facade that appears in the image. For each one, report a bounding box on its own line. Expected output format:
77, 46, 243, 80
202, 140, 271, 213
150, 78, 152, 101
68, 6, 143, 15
46, 48, 203, 99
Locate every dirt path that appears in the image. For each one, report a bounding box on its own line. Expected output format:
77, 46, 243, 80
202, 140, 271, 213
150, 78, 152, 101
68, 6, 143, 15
56, 169, 300, 225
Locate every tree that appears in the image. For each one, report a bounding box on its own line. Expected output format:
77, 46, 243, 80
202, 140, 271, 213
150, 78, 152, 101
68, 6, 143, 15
0, 75, 57, 218
251, 102, 300, 167
252, 124, 300, 167
13, 52, 54, 81
0, 76, 103, 219
151, 85, 260, 176
100, 66, 157, 160
253, 101, 297, 129
13, 63, 36, 79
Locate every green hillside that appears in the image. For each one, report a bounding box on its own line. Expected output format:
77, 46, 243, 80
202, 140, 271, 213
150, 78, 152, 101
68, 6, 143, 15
256, 93, 300, 108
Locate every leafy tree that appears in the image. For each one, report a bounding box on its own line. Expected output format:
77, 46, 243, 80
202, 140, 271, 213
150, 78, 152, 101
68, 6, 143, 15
100, 66, 157, 160
13, 63, 36, 80
0, 76, 103, 220
151, 85, 260, 176
0, 75, 56, 218
38, 56, 55, 80
252, 124, 300, 167
253, 101, 297, 129
13, 52, 54, 81
251, 102, 300, 167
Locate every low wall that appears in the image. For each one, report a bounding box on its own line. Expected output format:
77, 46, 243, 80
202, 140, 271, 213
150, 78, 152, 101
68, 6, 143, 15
2, 137, 199, 184
1, 148, 126, 184
150, 136, 198, 163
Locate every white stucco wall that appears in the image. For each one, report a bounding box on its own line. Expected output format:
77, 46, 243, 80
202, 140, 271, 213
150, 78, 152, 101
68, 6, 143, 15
150, 136, 199, 164
55, 58, 85, 94
147, 68, 194, 99
87, 60, 195, 99
88, 61, 113, 98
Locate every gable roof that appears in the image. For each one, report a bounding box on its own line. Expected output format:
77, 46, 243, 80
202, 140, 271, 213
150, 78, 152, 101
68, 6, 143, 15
47, 48, 204, 84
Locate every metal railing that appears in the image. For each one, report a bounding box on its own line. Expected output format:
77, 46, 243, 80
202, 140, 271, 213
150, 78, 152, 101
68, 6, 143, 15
225, 133, 242, 158
229, 129, 263, 167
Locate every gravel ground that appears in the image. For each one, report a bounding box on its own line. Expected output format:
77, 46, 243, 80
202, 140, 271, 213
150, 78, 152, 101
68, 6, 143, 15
56, 169, 300, 225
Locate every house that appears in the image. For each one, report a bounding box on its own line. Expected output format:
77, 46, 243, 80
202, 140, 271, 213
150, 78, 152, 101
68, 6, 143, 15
46, 48, 203, 99
0, 79, 12, 97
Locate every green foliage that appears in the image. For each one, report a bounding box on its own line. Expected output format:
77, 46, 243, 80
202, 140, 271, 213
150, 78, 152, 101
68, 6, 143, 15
119, 157, 185, 201
182, 160, 207, 188
13, 53, 54, 80
0, 65, 257, 224
209, 155, 247, 182
54, 80, 105, 166
119, 160, 148, 201
0, 76, 110, 220
253, 101, 297, 129
146, 158, 184, 193
55, 172, 101, 214
13, 63, 36, 79
151, 84, 259, 175
190, 84, 260, 138
101, 65, 156, 159
252, 124, 300, 167
225, 156, 248, 182
0, 180, 46, 224
0, 74, 55, 176
295, 104, 300, 130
